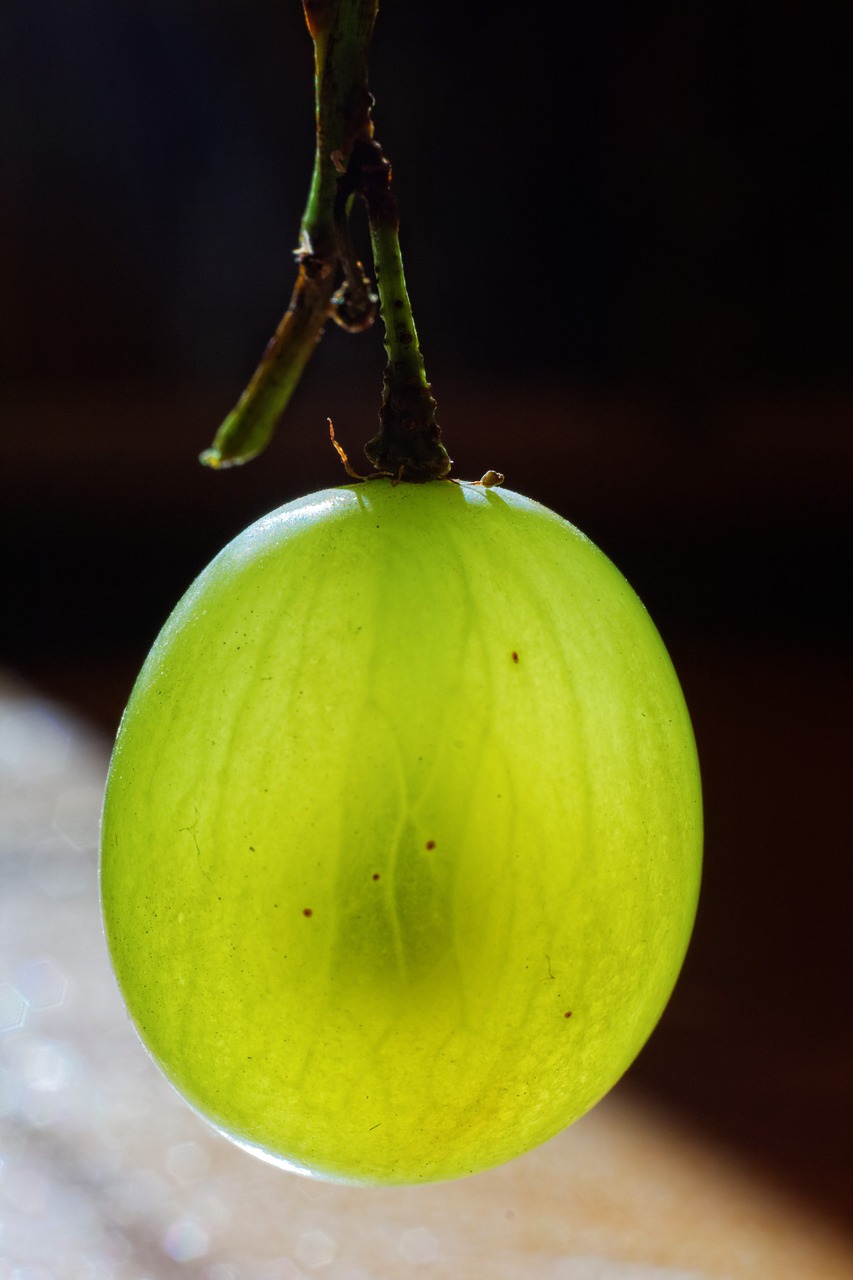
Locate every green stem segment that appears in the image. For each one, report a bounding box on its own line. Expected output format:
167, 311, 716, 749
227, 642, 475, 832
357, 139, 450, 480
201, 0, 449, 482
201, 0, 376, 469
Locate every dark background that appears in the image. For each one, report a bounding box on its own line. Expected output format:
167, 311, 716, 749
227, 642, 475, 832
2, 0, 851, 1227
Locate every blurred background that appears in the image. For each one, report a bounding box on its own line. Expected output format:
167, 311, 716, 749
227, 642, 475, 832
1, 0, 851, 1255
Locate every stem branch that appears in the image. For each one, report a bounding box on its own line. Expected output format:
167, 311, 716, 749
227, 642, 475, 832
200, 0, 449, 482
358, 139, 450, 481
201, 0, 377, 468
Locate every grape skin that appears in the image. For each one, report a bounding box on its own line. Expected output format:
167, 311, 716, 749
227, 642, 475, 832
101, 480, 702, 1184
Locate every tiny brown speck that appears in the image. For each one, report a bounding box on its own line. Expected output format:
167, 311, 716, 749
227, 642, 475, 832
425, 840, 436, 850
372, 873, 381, 881
303, 908, 313, 917
512, 651, 519, 663
564, 1010, 573, 1018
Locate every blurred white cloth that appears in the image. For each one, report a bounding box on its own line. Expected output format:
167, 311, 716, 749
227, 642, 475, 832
1, 673, 851, 1280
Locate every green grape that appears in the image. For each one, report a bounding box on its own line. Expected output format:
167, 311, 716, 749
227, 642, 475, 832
101, 480, 701, 1185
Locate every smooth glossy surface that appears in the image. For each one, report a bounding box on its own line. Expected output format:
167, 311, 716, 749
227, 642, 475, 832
101, 481, 702, 1184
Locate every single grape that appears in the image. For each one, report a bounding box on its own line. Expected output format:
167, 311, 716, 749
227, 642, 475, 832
101, 480, 701, 1185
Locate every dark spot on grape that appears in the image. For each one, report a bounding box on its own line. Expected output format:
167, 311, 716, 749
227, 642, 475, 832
425, 840, 436, 850
564, 1010, 573, 1018
512, 651, 519, 663
249, 846, 255, 851
372, 873, 381, 880
303, 908, 313, 917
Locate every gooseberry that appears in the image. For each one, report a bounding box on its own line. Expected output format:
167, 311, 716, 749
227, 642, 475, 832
100, 479, 701, 1184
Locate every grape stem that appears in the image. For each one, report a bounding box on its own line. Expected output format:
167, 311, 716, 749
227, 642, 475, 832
347, 136, 450, 481
200, 0, 450, 483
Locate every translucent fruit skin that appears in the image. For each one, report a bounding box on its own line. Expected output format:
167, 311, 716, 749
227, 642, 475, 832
101, 481, 702, 1185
